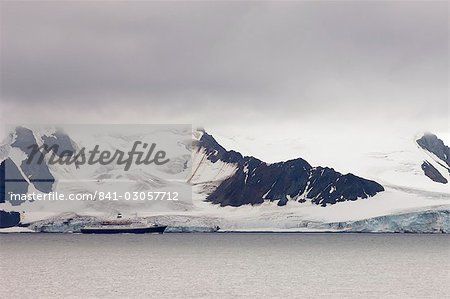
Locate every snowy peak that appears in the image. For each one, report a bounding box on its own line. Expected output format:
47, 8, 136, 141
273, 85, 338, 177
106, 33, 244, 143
195, 131, 245, 164
193, 130, 384, 207
416, 133, 450, 184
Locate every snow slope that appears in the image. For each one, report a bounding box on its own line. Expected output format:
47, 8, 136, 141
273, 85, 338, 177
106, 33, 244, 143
1, 125, 449, 232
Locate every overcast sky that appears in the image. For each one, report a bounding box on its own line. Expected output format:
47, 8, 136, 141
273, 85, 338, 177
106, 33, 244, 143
1, 1, 448, 138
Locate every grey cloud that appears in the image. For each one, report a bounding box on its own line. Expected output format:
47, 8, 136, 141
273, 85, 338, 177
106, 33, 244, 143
0, 1, 448, 127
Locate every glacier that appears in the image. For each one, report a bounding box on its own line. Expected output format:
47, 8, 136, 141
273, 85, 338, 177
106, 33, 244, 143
17, 205, 449, 234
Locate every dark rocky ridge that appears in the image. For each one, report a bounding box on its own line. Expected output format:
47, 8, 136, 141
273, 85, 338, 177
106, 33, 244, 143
421, 161, 448, 184
42, 130, 77, 158
416, 133, 450, 183
11, 127, 54, 192
0, 158, 29, 205
0, 210, 20, 228
0, 127, 74, 207
196, 131, 384, 207
416, 133, 450, 169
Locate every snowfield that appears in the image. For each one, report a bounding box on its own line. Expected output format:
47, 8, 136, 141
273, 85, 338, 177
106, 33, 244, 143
0, 125, 449, 233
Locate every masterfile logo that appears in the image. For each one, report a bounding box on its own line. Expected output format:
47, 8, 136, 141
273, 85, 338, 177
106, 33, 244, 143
26, 140, 171, 171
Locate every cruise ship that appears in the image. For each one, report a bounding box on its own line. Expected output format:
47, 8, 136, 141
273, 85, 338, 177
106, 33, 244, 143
80, 218, 167, 234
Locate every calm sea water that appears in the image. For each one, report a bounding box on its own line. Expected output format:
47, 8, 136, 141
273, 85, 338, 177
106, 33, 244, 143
1, 233, 449, 298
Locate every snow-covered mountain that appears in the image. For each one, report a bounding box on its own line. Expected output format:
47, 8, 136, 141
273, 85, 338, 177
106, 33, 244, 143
191, 130, 383, 207
0, 125, 194, 225
1, 126, 449, 233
